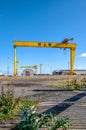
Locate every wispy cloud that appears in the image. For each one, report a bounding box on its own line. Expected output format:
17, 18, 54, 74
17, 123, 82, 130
80, 53, 86, 57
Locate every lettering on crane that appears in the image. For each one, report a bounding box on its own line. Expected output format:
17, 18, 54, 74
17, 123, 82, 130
38, 42, 41, 46
48, 43, 51, 46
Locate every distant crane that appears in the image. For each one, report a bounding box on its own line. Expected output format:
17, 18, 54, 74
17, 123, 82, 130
21, 65, 38, 74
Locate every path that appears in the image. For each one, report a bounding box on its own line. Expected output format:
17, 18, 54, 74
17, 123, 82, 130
0, 75, 86, 130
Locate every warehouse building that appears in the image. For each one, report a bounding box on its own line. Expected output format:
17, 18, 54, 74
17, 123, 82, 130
22, 69, 34, 76
52, 70, 86, 75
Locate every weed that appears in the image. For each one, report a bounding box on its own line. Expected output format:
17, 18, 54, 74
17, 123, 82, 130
18, 106, 70, 130
0, 82, 39, 120
65, 78, 86, 90
0, 85, 20, 120
19, 99, 38, 109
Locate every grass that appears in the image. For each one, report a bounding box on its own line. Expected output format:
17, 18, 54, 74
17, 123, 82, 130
47, 77, 86, 90
0, 82, 39, 121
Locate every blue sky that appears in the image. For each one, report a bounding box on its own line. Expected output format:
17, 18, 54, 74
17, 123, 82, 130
0, 0, 86, 75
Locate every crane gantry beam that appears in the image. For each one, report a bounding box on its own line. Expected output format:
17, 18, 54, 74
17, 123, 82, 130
13, 41, 76, 76
14, 41, 76, 48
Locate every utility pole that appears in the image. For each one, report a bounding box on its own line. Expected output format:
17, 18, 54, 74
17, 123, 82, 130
39, 64, 42, 74
68, 61, 69, 70
7, 57, 9, 75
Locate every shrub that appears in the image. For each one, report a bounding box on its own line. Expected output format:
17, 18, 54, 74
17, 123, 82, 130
0, 85, 20, 120
0, 84, 38, 120
66, 79, 85, 90
18, 106, 70, 130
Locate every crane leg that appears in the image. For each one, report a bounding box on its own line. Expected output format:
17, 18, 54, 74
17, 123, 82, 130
69, 48, 76, 74
14, 47, 17, 76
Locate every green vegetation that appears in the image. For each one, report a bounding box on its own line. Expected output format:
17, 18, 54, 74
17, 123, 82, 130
0, 93, 38, 120
18, 105, 70, 130
66, 78, 86, 90
0, 90, 70, 130
0, 91, 16, 119
0, 85, 38, 120
47, 77, 86, 90
0, 82, 70, 130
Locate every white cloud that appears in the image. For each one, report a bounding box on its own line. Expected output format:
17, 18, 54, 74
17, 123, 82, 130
80, 53, 86, 57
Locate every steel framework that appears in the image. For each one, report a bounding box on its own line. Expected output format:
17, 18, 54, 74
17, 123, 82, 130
13, 41, 76, 76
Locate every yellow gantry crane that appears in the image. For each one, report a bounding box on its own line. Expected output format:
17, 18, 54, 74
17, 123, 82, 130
13, 39, 76, 76
21, 65, 38, 74
16, 60, 19, 76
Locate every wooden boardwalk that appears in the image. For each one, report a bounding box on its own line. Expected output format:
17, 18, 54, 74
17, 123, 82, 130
36, 89, 86, 130
0, 75, 86, 130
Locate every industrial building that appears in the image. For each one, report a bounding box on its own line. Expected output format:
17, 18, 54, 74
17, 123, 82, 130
52, 69, 86, 75
22, 69, 34, 76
